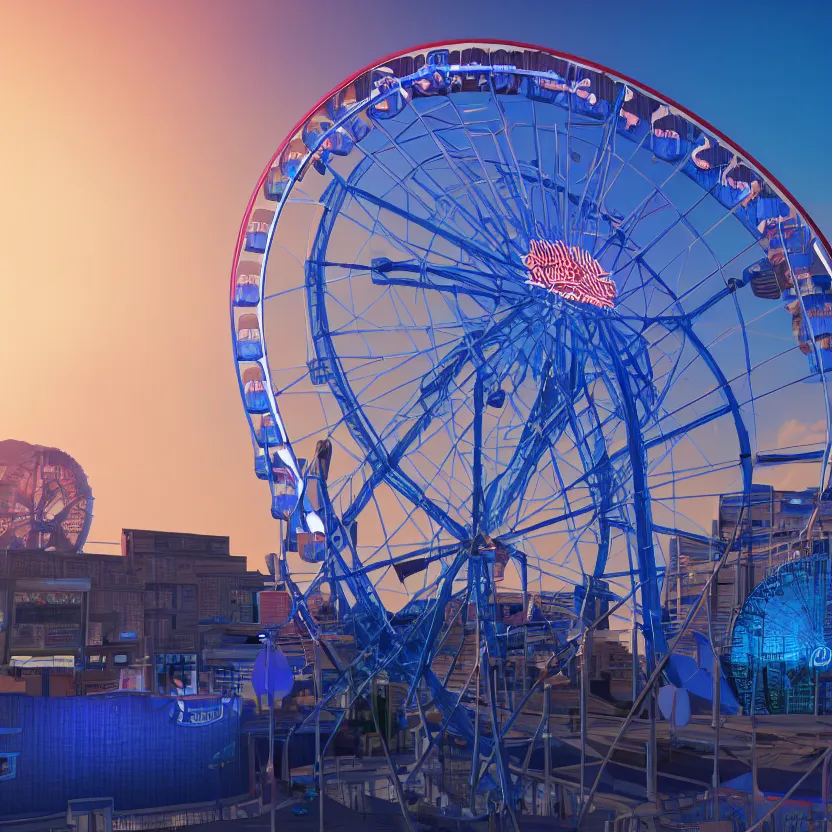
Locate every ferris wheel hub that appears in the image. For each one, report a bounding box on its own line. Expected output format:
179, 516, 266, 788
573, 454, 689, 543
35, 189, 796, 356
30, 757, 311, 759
523, 239, 616, 309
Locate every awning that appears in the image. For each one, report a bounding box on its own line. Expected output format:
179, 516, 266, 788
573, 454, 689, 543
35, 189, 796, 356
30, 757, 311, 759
15, 578, 91, 592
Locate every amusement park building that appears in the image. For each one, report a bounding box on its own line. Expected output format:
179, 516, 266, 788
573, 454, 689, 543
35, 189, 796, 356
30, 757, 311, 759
0, 529, 268, 696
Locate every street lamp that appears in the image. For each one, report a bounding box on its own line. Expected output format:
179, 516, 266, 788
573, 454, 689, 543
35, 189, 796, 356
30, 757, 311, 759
258, 628, 278, 832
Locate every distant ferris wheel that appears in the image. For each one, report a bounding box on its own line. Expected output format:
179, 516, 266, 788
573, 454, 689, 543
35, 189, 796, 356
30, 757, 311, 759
0, 439, 94, 552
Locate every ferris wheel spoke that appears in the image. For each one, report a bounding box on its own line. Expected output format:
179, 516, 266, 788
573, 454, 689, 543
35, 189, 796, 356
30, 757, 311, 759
340, 304, 530, 529
573, 88, 627, 250
358, 540, 463, 578
336, 176, 519, 273
365, 109, 518, 255
595, 143, 699, 262
311, 355, 472, 541
335, 150, 512, 282
362, 258, 520, 302
484, 374, 575, 530
486, 82, 539, 230
406, 96, 526, 246
431, 143, 529, 246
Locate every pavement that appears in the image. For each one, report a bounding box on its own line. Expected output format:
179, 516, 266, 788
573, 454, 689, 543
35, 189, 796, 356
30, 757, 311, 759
180, 795, 406, 832
176, 794, 603, 832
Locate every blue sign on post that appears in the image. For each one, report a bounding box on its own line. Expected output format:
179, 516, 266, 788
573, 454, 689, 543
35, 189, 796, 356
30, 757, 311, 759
251, 646, 294, 700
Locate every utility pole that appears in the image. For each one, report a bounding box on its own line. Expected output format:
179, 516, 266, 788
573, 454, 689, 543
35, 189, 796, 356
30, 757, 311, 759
579, 628, 591, 815
751, 655, 759, 825
712, 644, 721, 821
315, 639, 323, 832
646, 682, 657, 805
265, 631, 276, 832
543, 682, 551, 816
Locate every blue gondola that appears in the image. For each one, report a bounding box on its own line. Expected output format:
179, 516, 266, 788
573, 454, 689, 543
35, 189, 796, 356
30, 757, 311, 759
803, 347, 832, 379
369, 68, 406, 120
770, 220, 812, 255
307, 357, 335, 386
264, 165, 289, 201
237, 337, 262, 362
712, 179, 756, 210
650, 132, 683, 162
297, 531, 327, 563
793, 294, 832, 344
257, 414, 280, 446
283, 460, 307, 553
426, 48, 449, 66
234, 263, 261, 306
450, 68, 487, 94
570, 92, 610, 119
254, 448, 269, 480
526, 74, 566, 105
754, 196, 791, 224
787, 292, 832, 378
492, 70, 522, 95
271, 494, 296, 518
278, 138, 308, 180
236, 314, 263, 362
303, 118, 354, 157
324, 86, 370, 143
244, 379, 269, 413
270, 450, 299, 518
412, 67, 451, 97
245, 208, 274, 253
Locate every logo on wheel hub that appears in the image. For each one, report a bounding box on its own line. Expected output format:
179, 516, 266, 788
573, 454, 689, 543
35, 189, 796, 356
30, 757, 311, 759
524, 239, 616, 309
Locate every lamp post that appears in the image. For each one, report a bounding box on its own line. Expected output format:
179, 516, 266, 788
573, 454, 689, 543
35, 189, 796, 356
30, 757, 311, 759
258, 628, 277, 832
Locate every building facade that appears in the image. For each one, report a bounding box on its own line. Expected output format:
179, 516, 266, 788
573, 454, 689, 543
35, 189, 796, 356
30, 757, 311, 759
0, 529, 268, 696
664, 485, 832, 657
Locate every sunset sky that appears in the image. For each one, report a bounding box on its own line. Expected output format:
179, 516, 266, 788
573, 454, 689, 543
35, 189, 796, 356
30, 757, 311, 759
1, 0, 830, 568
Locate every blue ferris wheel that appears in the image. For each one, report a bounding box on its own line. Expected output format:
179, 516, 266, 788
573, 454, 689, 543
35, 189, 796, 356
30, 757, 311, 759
231, 41, 832, 817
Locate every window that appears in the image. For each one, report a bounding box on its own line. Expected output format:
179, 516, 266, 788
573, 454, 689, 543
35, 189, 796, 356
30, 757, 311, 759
0, 755, 18, 781
155, 653, 197, 696
113, 654, 128, 666
180, 585, 196, 612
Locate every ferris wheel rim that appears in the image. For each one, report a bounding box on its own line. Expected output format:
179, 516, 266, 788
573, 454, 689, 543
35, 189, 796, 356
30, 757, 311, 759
230, 39, 830, 300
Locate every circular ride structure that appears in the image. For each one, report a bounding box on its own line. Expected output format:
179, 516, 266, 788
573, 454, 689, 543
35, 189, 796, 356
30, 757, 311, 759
231, 42, 832, 821
0, 439, 94, 551
730, 550, 832, 716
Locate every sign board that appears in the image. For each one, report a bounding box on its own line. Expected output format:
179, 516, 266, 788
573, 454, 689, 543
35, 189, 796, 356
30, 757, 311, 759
251, 646, 294, 700
87, 622, 103, 646
119, 668, 144, 691
10, 655, 74, 669
657, 684, 691, 728
171, 699, 225, 727
119, 632, 137, 641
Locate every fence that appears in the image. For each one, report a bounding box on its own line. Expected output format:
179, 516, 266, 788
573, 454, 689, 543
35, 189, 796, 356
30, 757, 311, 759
0, 693, 243, 819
